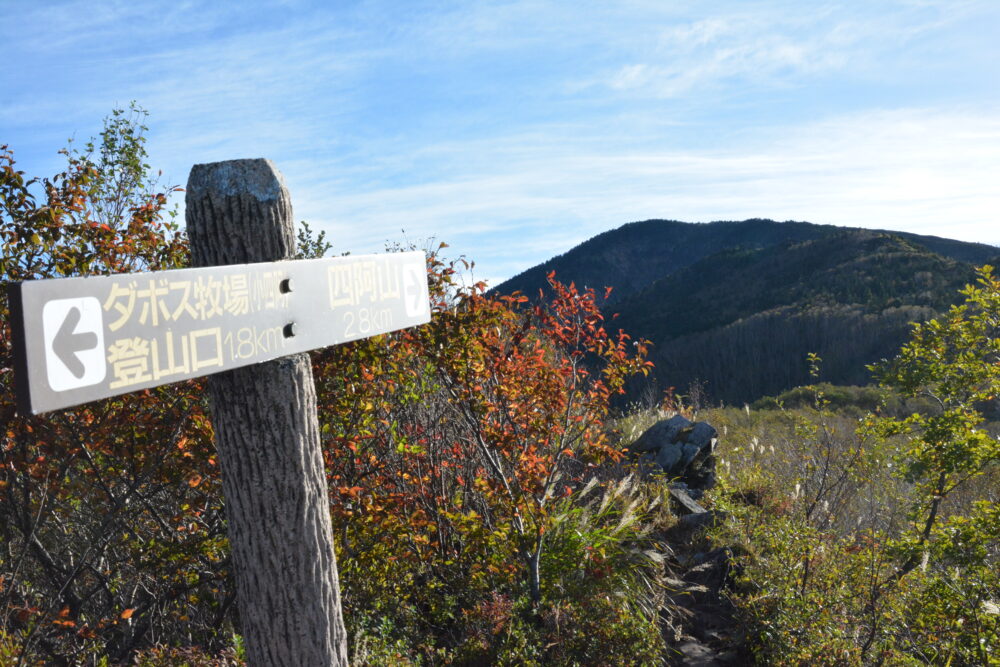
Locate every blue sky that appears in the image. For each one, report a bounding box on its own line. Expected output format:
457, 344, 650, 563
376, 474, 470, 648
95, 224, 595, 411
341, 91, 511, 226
3, 0, 999, 284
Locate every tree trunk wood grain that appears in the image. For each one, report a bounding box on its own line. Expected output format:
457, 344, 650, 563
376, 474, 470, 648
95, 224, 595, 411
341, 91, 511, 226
186, 159, 348, 666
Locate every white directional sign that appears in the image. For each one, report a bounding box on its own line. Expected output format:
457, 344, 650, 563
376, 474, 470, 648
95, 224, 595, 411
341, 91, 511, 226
8, 251, 431, 415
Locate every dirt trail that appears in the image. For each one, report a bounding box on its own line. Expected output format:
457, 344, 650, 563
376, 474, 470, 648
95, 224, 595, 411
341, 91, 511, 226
660, 495, 748, 666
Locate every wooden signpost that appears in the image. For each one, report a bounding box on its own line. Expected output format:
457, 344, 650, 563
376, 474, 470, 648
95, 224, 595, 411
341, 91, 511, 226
7, 158, 431, 666
9, 229, 430, 414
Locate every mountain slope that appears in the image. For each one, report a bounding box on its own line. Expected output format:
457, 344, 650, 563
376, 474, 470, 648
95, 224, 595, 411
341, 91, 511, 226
494, 219, 997, 306
613, 232, 980, 404
496, 219, 830, 305
493, 219, 998, 405
614, 231, 974, 342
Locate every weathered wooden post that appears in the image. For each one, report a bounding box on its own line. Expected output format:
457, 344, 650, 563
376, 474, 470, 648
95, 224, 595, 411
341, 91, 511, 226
186, 159, 348, 665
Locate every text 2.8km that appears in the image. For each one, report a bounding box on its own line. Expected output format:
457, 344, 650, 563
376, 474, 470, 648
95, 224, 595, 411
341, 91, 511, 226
344, 306, 393, 338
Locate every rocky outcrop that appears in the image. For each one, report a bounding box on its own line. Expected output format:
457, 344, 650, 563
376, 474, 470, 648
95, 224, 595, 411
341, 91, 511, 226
630, 415, 718, 494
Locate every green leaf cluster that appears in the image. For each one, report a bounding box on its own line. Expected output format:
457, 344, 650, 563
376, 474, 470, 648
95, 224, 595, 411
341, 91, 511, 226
706, 269, 1000, 664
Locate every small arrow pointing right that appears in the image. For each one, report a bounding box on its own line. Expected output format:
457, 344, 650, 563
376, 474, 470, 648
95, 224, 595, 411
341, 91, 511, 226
403, 264, 428, 317
52, 306, 98, 379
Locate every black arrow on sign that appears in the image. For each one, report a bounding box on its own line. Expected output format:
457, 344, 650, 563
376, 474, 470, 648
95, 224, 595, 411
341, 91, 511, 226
53, 306, 98, 379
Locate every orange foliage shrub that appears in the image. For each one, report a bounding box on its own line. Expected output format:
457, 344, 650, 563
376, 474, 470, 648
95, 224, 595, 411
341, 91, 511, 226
314, 249, 657, 660
2, 110, 232, 664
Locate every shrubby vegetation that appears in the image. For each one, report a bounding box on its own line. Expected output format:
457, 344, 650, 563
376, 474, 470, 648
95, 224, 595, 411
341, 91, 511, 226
749, 382, 941, 419
1, 106, 235, 664
311, 247, 675, 664
703, 282, 1000, 664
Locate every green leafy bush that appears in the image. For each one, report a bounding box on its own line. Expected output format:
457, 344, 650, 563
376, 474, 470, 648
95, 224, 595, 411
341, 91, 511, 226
706, 270, 1000, 665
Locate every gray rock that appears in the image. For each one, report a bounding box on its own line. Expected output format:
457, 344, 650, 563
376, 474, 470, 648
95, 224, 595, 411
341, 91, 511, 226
669, 486, 707, 514
677, 640, 718, 666
685, 422, 718, 452
678, 442, 701, 470
657, 443, 684, 471
630, 414, 692, 453
630, 416, 720, 491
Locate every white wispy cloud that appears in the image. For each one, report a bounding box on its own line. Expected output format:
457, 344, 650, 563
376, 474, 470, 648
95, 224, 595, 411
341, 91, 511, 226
594, 1, 989, 99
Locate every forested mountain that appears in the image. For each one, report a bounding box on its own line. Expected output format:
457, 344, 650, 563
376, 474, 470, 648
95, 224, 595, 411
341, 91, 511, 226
497, 219, 831, 306
494, 219, 999, 405
495, 219, 997, 306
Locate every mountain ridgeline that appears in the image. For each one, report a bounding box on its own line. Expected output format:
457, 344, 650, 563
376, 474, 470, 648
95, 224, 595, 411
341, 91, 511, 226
494, 219, 999, 406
